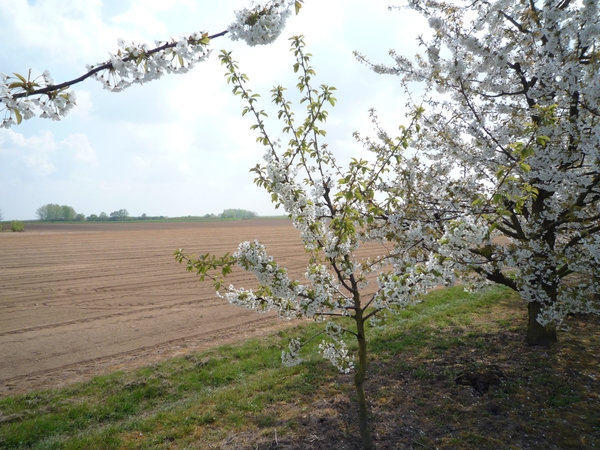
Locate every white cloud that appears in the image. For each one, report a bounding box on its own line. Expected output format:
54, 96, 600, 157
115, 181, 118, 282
69, 90, 93, 119
111, 3, 169, 37
132, 0, 197, 14
1, 130, 57, 176
62, 134, 98, 165
0, 129, 97, 177
0, 0, 434, 220
0, 0, 105, 67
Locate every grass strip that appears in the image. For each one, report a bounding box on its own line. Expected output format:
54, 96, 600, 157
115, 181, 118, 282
1, 285, 598, 449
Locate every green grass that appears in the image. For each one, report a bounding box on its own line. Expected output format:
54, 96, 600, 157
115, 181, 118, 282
1, 285, 598, 449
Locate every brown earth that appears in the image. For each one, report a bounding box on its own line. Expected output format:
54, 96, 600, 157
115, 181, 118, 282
0, 220, 311, 398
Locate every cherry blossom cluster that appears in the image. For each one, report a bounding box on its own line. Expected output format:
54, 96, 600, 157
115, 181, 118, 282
86, 33, 212, 92
228, 0, 296, 46
281, 338, 302, 367
282, 324, 354, 373
223, 240, 301, 318
0, 71, 76, 128
222, 239, 355, 369
223, 239, 346, 320
1, 1, 301, 127
374, 259, 439, 310
319, 340, 354, 374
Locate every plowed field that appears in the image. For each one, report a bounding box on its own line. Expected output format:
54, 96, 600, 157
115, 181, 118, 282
0, 220, 309, 397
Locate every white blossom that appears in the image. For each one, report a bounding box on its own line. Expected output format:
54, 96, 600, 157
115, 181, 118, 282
319, 340, 354, 374
281, 338, 302, 366
1, 2, 298, 127
369, 0, 600, 334
228, 0, 295, 46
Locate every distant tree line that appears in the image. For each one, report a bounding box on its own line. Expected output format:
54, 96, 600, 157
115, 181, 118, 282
36, 205, 134, 222
36, 204, 85, 221
205, 209, 257, 219
87, 211, 167, 221
135, 213, 168, 220
87, 209, 133, 221
35, 204, 256, 222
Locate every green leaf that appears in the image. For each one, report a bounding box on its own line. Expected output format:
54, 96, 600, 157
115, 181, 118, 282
492, 193, 504, 204
13, 72, 27, 83
471, 197, 484, 207
200, 33, 211, 45
535, 135, 550, 147
13, 109, 22, 125
521, 145, 535, 158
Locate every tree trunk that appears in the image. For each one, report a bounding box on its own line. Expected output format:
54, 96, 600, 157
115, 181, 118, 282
354, 316, 373, 450
526, 192, 558, 347
526, 301, 557, 346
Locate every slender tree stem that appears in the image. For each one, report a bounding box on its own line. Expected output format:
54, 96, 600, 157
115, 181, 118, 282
353, 307, 373, 449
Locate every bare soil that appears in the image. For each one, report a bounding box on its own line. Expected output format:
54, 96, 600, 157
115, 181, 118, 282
0, 220, 307, 397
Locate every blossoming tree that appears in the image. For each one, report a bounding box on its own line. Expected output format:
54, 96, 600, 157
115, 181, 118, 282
175, 36, 451, 449
359, 0, 600, 345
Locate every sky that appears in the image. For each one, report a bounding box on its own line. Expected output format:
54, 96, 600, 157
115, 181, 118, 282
0, 0, 429, 220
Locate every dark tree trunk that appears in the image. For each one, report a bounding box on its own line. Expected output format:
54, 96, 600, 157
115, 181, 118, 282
525, 189, 558, 346
526, 301, 557, 346
354, 314, 373, 450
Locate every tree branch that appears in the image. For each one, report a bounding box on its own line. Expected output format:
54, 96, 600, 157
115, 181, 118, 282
11, 30, 228, 100
499, 11, 530, 34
